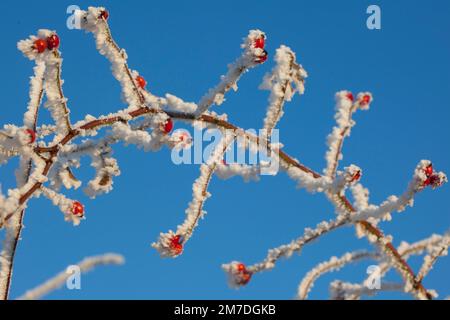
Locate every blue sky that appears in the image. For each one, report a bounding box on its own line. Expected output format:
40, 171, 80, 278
0, 0, 449, 299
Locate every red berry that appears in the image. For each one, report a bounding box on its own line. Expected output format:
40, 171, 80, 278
256, 50, 268, 64
345, 92, 354, 102
254, 36, 265, 49
33, 39, 47, 53
350, 170, 361, 183
360, 94, 371, 105
25, 129, 36, 144
424, 164, 433, 177
234, 263, 252, 285
236, 263, 246, 272
72, 201, 84, 217
161, 118, 173, 134
99, 10, 109, 20
169, 235, 183, 255
136, 75, 146, 89
46, 34, 60, 50
240, 272, 252, 285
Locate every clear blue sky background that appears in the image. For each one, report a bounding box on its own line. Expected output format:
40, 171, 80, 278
0, 0, 449, 299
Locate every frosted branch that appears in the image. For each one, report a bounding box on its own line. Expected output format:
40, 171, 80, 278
17, 253, 124, 300
153, 132, 236, 257
260, 45, 307, 137
195, 30, 267, 116
297, 250, 379, 300
325, 91, 372, 178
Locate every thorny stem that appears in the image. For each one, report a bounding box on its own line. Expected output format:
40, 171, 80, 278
0, 104, 431, 299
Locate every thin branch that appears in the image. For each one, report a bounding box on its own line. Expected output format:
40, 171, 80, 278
16, 253, 124, 300
297, 250, 379, 300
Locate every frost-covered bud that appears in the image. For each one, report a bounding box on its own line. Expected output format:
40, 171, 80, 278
242, 29, 268, 65
356, 92, 373, 110
41, 188, 85, 226
33, 39, 47, 53
346, 165, 362, 183
222, 262, 252, 288
152, 230, 184, 258
17, 29, 55, 60
423, 172, 447, 189
415, 160, 447, 190
71, 201, 84, 217
135, 75, 147, 89
99, 9, 109, 20
46, 34, 60, 51
254, 34, 265, 49
332, 165, 362, 192
168, 129, 192, 150
160, 118, 174, 135
345, 92, 354, 102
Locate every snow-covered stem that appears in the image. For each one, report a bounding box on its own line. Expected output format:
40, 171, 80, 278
195, 30, 267, 116
1, 6, 447, 300
349, 233, 449, 300
16, 253, 124, 300
152, 132, 236, 257
243, 216, 350, 275
325, 91, 372, 178
296, 250, 379, 300
415, 236, 449, 284
330, 280, 403, 300
260, 45, 307, 137
351, 160, 448, 223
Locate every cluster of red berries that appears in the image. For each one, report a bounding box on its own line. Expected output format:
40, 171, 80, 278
169, 234, 184, 255
345, 92, 371, 106
422, 164, 443, 188
235, 263, 252, 285
71, 201, 84, 217
254, 35, 268, 64
33, 34, 60, 54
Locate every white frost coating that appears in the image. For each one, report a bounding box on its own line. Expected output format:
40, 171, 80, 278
153, 133, 235, 257
22, 30, 73, 137
23, 62, 45, 129
244, 216, 349, 274
297, 251, 378, 300
111, 122, 164, 152
215, 163, 260, 182
324, 91, 371, 178
286, 165, 332, 193
17, 253, 124, 300
222, 261, 252, 288
350, 183, 370, 211
260, 45, 307, 135
352, 160, 447, 223
330, 280, 403, 300
349, 233, 450, 300
84, 148, 121, 198
330, 165, 362, 194
40, 187, 84, 226
80, 7, 143, 110
167, 129, 193, 150
195, 30, 266, 116
164, 94, 197, 113
416, 235, 449, 283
